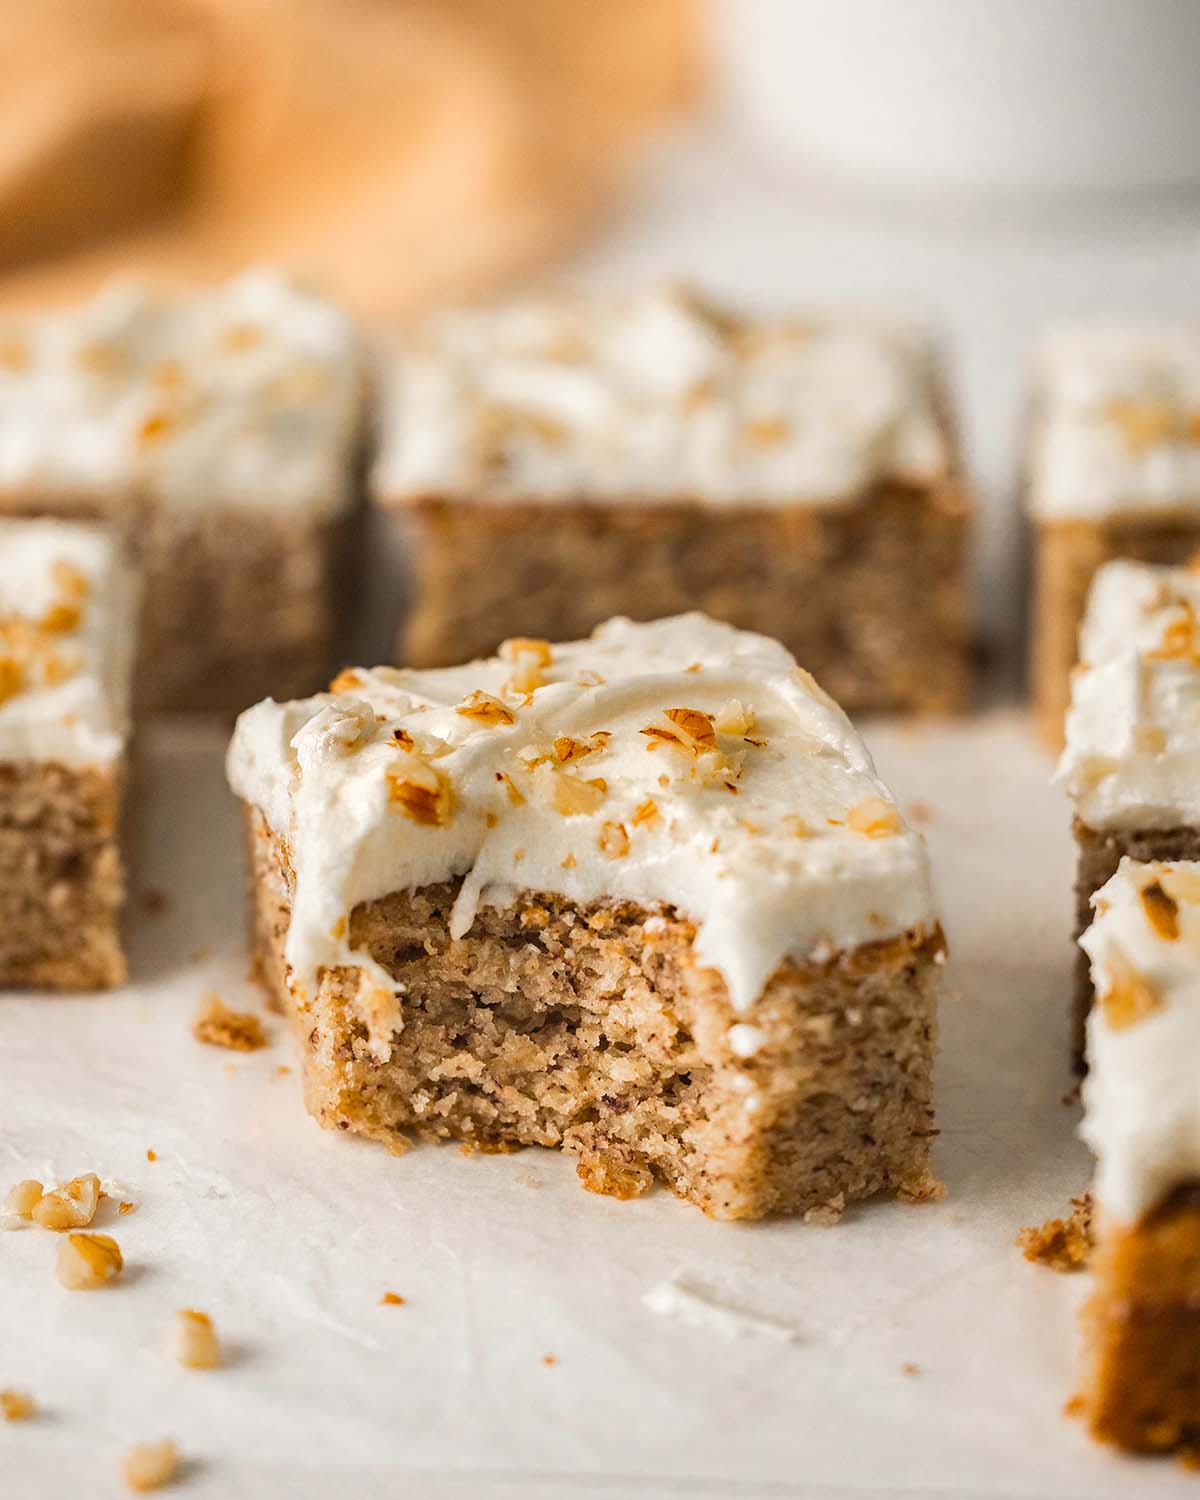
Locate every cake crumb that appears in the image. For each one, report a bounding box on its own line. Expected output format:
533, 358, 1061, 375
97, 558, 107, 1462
380, 1291, 405, 1306
192, 994, 269, 1052
57, 1231, 123, 1289
1, 1388, 34, 1421
803, 1195, 845, 1226
172, 1308, 220, 1369
542, 1354, 557, 1366
118, 1201, 136, 1215
121, 1439, 179, 1492
146, 1150, 158, 1163
1016, 1194, 1094, 1272
901, 1361, 920, 1377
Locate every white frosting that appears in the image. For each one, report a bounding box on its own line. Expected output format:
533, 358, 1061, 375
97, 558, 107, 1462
227, 613, 938, 1045
0, 517, 134, 767
373, 286, 949, 507
1060, 559, 1200, 831
0, 270, 364, 514
1031, 323, 1200, 518
1081, 857, 1200, 1225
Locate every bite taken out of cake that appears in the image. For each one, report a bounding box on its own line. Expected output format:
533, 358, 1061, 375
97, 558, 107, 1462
228, 613, 946, 1221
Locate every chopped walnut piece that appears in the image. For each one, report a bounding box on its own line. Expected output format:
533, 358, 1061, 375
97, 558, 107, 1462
553, 732, 609, 764
500, 637, 552, 694
387, 756, 453, 827
135, 411, 172, 447
121, 1440, 179, 1493
173, 1308, 220, 1369
714, 699, 757, 737
1106, 397, 1178, 453
1100, 944, 1163, 1030
32, 1173, 101, 1231
3, 1178, 43, 1223
631, 798, 660, 828
1148, 601, 1200, 665
846, 797, 903, 839
391, 727, 414, 750
641, 707, 718, 757
1, 1389, 34, 1421
192, 994, 268, 1052
552, 773, 606, 817
1141, 879, 1181, 941
0, 657, 24, 704
455, 690, 515, 727
598, 821, 630, 859
57, 1231, 123, 1289
39, 602, 81, 634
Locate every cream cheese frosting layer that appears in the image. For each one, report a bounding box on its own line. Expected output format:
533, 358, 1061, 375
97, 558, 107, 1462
0, 517, 135, 768
1031, 323, 1200, 519
1060, 560, 1200, 831
0, 270, 364, 514
227, 613, 938, 1030
1081, 858, 1200, 1225
373, 286, 950, 507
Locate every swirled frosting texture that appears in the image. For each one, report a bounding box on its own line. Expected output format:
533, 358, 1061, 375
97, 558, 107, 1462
228, 614, 938, 1035
0, 517, 134, 768
1081, 858, 1200, 1225
0, 270, 364, 514
374, 286, 950, 507
1031, 323, 1200, 519
1060, 560, 1200, 831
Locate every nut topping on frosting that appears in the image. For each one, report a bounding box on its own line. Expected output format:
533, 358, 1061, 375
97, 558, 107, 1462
228, 613, 937, 1035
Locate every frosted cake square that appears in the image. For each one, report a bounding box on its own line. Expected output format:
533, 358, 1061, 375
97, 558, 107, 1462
1077, 858, 1200, 1454
1029, 323, 1200, 745
373, 286, 971, 717
1059, 559, 1200, 1059
0, 270, 366, 712
228, 613, 946, 1220
0, 517, 135, 988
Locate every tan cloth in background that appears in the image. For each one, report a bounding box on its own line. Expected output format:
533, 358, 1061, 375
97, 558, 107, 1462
0, 0, 699, 316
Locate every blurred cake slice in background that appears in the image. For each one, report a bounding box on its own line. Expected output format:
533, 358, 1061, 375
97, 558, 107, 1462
0, 269, 367, 713
373, 285, 972, 716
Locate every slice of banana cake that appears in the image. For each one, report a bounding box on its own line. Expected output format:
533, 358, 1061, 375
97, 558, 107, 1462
0, 516, 135, 988
227, 613, 945, 1220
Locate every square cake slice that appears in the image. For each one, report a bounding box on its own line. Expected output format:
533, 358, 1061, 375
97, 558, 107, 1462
1077, 858, 1200, 1454
373, 285, 971, 717
0, 270, 366, 713
1029, 322, 1200, 746
1059, 559, 1200, 1061
227, 613, 945, 1220
0, 517, 135, 988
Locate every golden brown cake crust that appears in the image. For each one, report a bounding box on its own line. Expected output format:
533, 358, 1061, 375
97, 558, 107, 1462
244, 807, 943, 1221
389, 481, 971, 717
1082, 1183, 1200, 1454
0, 759, 126, 989
1032, 515, 1200, 748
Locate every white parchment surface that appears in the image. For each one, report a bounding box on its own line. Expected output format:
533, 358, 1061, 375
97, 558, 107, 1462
2, 712, 1194, 1498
